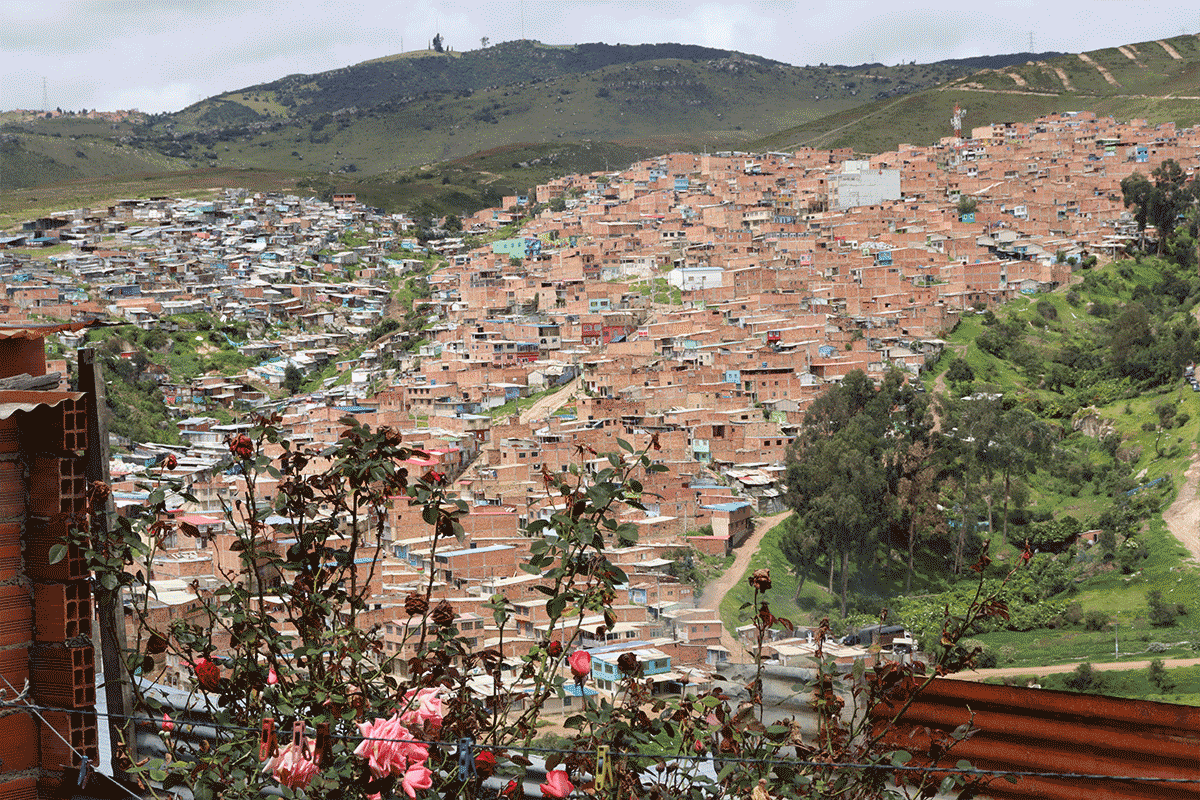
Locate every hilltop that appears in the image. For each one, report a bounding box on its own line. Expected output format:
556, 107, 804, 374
1, 39, 1055, 212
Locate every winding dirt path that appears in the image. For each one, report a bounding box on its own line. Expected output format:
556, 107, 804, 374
519, 376, 581, 424
946, 657, 1200, 682
1162, 444, 1200, 561
697, 510, 793, 663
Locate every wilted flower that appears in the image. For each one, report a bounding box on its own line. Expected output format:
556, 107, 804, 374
163, 454, 178, 470
540, 768, 574, 798
432, 599, 456, 627
617, 651, 639, 676
405, 592, 430, 616
545, 640, 563, 658
267, 739, 319, 790
568, 650, 591, 680
749, 568, 772, 592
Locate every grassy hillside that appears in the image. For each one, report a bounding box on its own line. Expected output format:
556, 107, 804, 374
1, 40, 1058, 208
755, 33, 1200, 153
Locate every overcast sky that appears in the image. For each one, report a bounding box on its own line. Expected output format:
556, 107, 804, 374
2, 1, 1198, 114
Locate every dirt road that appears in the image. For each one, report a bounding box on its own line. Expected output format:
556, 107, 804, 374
1162, 444, 1200, 562
945, 656, 1200, 682
519, 376, 581, 425
697, 510, 793, 663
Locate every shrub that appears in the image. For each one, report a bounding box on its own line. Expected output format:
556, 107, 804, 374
1084, 610, 1109, 631
1148, 589, 1179, 627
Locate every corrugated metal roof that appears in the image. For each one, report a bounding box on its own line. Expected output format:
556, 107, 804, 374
874, 677, 1200, 799
0, 390, 85, 421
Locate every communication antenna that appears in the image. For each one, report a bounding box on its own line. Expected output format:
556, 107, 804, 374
42, 77, 48, 111
1028, 31, 1035, 52
520, 0, 525, 40
951, 103, 965, 138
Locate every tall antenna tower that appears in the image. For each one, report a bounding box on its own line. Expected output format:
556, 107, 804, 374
1029, 31, 1035, 52
42, 77, 48, 111
951, 102, 965, 138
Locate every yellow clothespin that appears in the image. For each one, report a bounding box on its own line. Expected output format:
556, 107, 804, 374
595, 745, 611, 791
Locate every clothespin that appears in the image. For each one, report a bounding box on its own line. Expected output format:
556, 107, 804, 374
259, 718, 277, 761
77, 756, 91, 790
293, 721, 307, 757
595, 745, 611, 791
314, 723, 331, 767
458, 738, 476, 781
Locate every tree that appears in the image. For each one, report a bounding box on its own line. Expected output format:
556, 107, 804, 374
480, 36, 490, 48
945, 356, 974, 387
778, 516, 820, 600
956, 195, 978, 217
432, 32, 444, 53
283, 364, 304, 394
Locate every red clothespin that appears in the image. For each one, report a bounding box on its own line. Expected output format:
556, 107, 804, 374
293, 720, 308, 758
314, 722, 331, 766
259, 718, 277, 761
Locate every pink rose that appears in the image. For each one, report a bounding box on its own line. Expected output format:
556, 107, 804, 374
267, 666, 278, 686
161, 712, 174, 732
540, 768, 574, 798
268, 739, 319, 789
568, 650, 591, 680
400, 687, 444, 735
354, 714, 428, 779
400, 763, 433, 798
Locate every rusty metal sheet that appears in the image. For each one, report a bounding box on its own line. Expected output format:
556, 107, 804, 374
873, 677, 1200, 799
0, 323, 88, 340
0, 390, 85, 421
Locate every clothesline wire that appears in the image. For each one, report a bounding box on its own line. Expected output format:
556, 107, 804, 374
0, 696, 1197, 785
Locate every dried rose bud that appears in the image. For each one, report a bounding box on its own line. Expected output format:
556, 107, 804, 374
749, 568, 772, 592
617, 651, 639, 676
432, 599, 456, 627
405, 592, 430, 616
545, 640, 563, 658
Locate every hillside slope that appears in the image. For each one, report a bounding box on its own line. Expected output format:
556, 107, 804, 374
755, 33, 1200, 153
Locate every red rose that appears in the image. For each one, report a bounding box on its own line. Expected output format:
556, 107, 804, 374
502, 779, 520, 798
568, 650, 591, 680
164, 454, 178, 470
193, 657, 220, 691
545, 640, 563, 658
229, 434, 254, 460
475, 750, 496, 778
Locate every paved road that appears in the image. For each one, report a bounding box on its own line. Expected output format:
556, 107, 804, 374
697, 510, 793, 664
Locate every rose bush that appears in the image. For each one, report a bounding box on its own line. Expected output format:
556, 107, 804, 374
80, 418, 1004, 800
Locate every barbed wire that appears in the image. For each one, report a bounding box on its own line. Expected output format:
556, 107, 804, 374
2, 697, 1198, 785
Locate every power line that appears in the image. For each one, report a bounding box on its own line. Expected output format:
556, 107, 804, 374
1, 698, 1198, 785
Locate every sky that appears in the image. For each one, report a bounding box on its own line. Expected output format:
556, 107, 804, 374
2, 1, 1199, 114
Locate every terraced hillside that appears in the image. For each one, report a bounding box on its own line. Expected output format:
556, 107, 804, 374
756, 33, 1200, 154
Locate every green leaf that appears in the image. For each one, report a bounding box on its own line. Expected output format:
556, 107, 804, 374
890, 751, 912, 766
617, 439, 633, 452
47, 544, 67, 565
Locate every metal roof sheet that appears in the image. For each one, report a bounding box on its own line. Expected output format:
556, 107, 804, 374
0, 390, 85, 421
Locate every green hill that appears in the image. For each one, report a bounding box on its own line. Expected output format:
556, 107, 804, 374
1, 39, 1056, 207
754, 33, 1200, 153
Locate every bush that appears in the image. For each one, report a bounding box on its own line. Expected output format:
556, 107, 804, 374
1084, 610, 1109, 631
1148, 589, 1179, 627
958, 638, 997, 669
